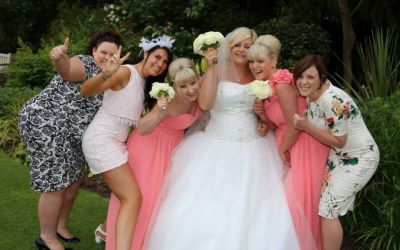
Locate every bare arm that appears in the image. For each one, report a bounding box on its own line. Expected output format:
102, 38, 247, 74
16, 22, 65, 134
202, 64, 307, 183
137, 97, 169, 135
80, 46, 130, 96
276, 84, 301, 165
50, 38, 86, 82
293, 112, 348, 148
198, 48, 218, 111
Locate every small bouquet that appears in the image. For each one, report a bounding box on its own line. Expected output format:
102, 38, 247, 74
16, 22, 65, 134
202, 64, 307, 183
149, 82, 175, 109
248, 80, 273, 100
193, 31, 224, 64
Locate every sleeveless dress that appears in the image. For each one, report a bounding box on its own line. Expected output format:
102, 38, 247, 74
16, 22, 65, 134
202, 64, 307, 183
105, 107, 200, 250
82, 65, 145, 174
263, 76, 330, 250
307, 82, 379, 219
144, 81, 300, 250
18, 55, 102, 193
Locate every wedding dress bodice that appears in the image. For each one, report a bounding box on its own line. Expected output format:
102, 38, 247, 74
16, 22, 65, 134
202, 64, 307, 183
205, 81, 260, 142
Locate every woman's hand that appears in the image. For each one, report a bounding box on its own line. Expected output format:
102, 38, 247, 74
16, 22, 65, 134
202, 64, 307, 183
293, 111, 310, 131
50, 37, 69, 61
157, 97, 168, 112
103, 46, 130, 78
257, 120, 269, 137
253, 99, 266, 117
279, 150, 291, 166
205, 48, 218, 67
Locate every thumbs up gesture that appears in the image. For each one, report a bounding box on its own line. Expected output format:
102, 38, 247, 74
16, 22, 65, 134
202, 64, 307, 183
50, 37, 69, 61
293, 110, 309, 131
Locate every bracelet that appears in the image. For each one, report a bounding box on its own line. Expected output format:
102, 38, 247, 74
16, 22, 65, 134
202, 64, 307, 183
101, 69, 111, 80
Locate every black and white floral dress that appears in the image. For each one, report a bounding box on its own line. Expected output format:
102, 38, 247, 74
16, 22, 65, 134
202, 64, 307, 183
18, 55, 102, 193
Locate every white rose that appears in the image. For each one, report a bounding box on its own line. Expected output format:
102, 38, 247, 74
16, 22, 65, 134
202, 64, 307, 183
149, 83, 161, 99
193, 34, 205, 55
167, 88, 175, 100
203, 32, 217, 45
248, 80, 273, 99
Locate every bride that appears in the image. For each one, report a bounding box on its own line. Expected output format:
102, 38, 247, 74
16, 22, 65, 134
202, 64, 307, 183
144, 27, 300, 250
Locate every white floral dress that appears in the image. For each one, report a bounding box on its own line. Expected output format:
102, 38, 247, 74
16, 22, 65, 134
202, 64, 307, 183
307, 82, 379, 219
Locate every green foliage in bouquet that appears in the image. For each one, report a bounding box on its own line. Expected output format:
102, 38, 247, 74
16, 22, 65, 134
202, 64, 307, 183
341, 93, 400, 250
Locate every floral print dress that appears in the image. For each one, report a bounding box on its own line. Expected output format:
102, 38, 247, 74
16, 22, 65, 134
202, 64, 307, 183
18, 55, 102, 193
307, 82, 379, 219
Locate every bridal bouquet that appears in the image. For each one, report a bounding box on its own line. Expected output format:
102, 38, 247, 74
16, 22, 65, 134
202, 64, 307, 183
193, 31, 224, 64
149, 82, 175, 102
248, 80, 273, 100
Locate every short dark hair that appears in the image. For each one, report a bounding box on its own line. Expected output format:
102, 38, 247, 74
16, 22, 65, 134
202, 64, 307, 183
293, 54, 327, 85
142, 45, 173, 108
86, 30, 122, 55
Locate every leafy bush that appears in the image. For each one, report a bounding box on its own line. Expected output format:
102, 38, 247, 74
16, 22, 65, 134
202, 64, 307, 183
0, 89, 40, 165
0, 87, 40, 116
341, 92, 400, 250
254, 17, 331, 70
4, 40, 55, 89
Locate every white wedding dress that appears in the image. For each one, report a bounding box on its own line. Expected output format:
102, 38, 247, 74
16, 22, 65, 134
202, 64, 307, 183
144, 82, 300, 250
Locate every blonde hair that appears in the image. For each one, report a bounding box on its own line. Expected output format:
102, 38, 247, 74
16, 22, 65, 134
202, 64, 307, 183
168, 58, 198, 100
247, 35, 281, 62
227, 27, 258, 49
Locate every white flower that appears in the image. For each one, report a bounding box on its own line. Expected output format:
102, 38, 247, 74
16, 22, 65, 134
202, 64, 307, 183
110, 10, 114, 15
248, 80, 273, 99
193, 31, 224, 56
115, 17, 119, 22
149, 82, 175, 101
116, 6, 120, 10
109, 4, 114, 9
122, 10, 127, 15
104, 6, 108, 11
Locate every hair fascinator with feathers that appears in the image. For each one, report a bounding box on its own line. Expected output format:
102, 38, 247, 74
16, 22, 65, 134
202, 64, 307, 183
139, 35, 175, 52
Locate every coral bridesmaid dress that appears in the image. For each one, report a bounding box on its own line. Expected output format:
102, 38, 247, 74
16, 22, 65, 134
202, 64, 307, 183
264, 80, 330, 250
105, 107, 199, 250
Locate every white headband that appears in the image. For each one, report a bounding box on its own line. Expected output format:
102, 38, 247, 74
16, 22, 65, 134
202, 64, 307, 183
139, 35, 175, 53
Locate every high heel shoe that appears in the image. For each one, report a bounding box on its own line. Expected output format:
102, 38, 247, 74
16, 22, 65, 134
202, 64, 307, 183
57, 232, 80, 243
94, 224, 106, 243
35, 236, 73, 250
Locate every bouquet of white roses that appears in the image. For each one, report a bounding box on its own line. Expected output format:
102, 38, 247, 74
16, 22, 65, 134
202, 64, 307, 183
248, 80, 273, 100
149, 82, 175, 102
193, 31, 224, 64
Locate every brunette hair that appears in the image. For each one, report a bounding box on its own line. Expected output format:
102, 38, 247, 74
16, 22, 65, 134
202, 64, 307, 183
142, 45, 173, 108
293, 54, 327, 85
86, 30, 123, 55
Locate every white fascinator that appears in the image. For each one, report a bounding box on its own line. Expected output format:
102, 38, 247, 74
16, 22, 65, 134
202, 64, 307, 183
139, 35, 175, 53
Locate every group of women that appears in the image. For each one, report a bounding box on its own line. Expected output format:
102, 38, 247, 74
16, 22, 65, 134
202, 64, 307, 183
18, 27, 379, 250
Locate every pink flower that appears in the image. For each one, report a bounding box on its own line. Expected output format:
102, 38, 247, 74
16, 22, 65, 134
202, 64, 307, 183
272, 69, 293, 84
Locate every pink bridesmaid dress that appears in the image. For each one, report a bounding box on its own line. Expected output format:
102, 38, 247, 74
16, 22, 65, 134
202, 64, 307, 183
105, 107, 200, 250
264, 79, 330, 250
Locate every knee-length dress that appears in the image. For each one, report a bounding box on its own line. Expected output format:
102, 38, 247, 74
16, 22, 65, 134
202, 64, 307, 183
18, 55, 102, 193
263, 76, 330, 250
105, 107, 200, 250
307, 82, 379, 219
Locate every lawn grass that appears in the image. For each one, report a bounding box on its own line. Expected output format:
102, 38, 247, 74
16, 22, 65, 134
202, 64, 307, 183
0, 150, 108, 249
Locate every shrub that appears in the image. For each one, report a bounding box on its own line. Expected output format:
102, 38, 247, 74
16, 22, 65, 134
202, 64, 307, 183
254, 17, 331, 70
341, 92, 400, 250
0, 88, 40, 165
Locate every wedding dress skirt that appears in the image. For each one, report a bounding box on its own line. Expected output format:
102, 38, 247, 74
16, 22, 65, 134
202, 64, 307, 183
144, 82, 300, 250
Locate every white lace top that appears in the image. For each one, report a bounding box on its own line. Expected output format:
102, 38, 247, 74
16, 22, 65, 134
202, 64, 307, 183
99, 65, 145, 126
205, 81, 260, 142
